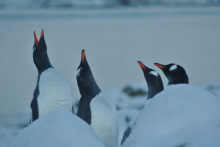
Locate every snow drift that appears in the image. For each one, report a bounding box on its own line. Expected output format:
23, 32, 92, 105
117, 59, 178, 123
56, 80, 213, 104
123, 84, 220, 146
9, 109, 104, 147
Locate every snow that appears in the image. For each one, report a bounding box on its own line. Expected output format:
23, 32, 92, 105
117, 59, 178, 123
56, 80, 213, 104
169, 64, 177, 71
9, 109, 104, 147
130, 123, 220, 147
122, 84, 220, 146
117, 109, 139, 146
149, 71, 159, 77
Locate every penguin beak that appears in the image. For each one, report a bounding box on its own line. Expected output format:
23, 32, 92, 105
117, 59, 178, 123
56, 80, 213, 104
40, 30, 44, 38
34, 31, 39, 46
81, 50, 86, 63
34, 30, 44, 47
154, 63, 165, 69
77, 50, 86, 70
138, 61, 146, 70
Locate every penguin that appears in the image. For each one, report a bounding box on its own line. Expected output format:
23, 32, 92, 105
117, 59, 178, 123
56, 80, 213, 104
76, 50, 119, 147
154, 63, 189, 85
121, 61, 164, 145
30, 30, 72, 123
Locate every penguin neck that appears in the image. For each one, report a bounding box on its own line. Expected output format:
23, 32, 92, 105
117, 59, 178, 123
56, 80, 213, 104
147, 78, 164, 100
35, 54, 53, 74
78, 74, 101, 100
168, 76, 189, 85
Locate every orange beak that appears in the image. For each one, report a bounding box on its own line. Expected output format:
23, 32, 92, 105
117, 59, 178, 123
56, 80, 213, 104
34, 31, 39, 46
40, 30, 44, 38
82, 50, 86, 63
138, 61, 146, 70
155, 63, 164, 69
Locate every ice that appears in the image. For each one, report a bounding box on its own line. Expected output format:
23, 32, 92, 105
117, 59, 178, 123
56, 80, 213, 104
9, 109, 104, 147
122, 84, 220, 146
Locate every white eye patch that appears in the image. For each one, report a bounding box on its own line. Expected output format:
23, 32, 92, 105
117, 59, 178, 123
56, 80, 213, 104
169, 64, 177, 71
149, 71, 159, 77
76, 67, 82, 77
32, 47, 36, 56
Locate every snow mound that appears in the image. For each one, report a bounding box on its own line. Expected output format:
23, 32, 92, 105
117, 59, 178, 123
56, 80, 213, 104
130, 123, 220, 147
105, 82, 148, 110
123, 84, 220, 146
9, 109, 104, 147
117, 109, 139, 146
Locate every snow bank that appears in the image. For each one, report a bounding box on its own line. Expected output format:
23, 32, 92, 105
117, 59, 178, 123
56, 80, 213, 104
9, 109, 104, 147
130, 123, 220, 147
117, 109, 139, 146
123, 84, 220, 146
105, 82, 148, 110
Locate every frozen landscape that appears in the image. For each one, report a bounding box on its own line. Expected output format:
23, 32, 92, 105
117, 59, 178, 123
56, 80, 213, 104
0, 3, 220, 147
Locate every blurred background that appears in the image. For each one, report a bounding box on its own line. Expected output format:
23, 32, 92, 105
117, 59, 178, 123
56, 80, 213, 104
0, 0, 220, 146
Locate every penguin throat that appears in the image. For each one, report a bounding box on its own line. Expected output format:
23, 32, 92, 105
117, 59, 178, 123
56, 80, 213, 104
147, 80, 164, 100
168, 76, 189, 85
34, 55, 53, 73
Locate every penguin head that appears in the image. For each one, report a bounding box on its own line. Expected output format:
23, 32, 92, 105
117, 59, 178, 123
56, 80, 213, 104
32, 30, 52, 73
76, 50, 101, 98
138, 61, 164, 99
154, 63, 189, 85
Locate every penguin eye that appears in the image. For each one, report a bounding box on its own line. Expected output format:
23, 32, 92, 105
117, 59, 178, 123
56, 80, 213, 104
76, 67, 82, 77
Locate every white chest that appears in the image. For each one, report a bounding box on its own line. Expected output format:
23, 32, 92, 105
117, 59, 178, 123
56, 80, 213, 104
37, 68, 72, 117
90, 92, 119, 147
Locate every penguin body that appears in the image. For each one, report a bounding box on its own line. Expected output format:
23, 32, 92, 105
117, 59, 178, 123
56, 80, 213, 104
76, 50, 119, 147
30, 31, 72, 122
121, 61, 164, 145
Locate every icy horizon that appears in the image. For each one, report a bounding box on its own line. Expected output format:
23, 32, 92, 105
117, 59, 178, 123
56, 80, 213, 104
0, 0, 220, 10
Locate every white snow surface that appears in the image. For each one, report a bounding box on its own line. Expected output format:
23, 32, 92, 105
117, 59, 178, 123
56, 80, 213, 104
117, 109, 139, 146
130, 123, 220, 147
37, 68, 73, 117
122, 84, 220, 146
90, 92, 119, 147
10, 109, 104, 147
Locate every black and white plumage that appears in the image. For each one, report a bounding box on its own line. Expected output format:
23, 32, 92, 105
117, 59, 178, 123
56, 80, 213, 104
30, 30, 72, 123
154, 63, 189, 85
121, 61, 164, 145
76, 50, 119, 147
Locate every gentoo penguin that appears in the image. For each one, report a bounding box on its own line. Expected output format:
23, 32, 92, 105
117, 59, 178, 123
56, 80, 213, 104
121, 61, 164, 145
30, 30, 72, 122
76, 50, 119, 147
154, 63, 189, 85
